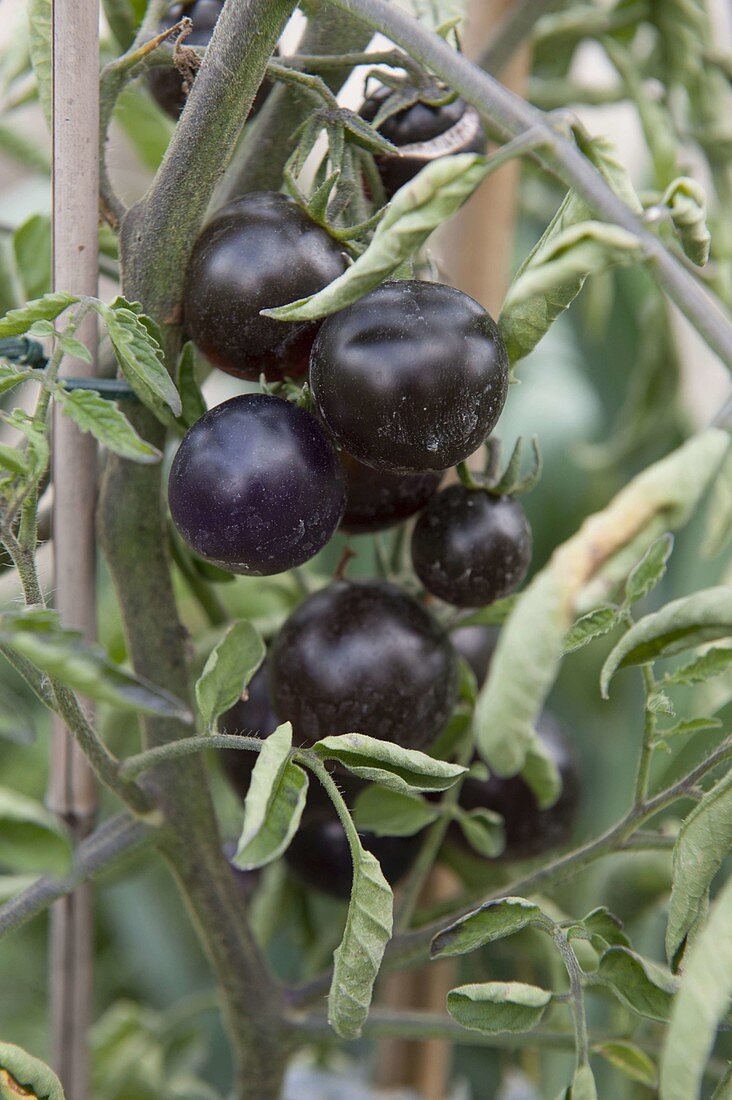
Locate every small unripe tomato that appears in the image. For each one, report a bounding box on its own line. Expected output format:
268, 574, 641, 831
457, 715, 580, 860
168, 394, 345, 575
147, 1, 274, 120
285, 815, 422, 900
269, 580, 459, 751
339, 450, 442, 534
360, 86, 486, 197
411, 485, 532, 607
184, 192, 347, 381
310, 280, 509, 473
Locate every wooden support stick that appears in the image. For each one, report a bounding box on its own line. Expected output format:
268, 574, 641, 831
50, 2, 100, 1096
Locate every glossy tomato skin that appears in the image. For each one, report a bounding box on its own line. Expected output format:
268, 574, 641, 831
269, 580, 459, 752
310, 281, 509, 473
412, 485, 532, 608
458, 715, 580, 860
340, 450, 442, 534
360, 87, 486, 197
285, 815, 422, 900
219, 663, 279, 795
184, 192, 347, 381
168, 394, 345, 575
147, 2, 274, 119
451, 625, 498, 685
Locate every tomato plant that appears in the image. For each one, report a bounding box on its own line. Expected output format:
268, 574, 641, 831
0, 1, 731, 1099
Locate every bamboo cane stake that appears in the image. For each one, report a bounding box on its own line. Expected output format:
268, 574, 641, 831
49, 2, 100, 1096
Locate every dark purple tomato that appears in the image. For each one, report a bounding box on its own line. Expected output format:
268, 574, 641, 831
412, 485, 531, 608
285, 815, 422, 900
339, 450, 442, 534
310, 281, 509, 473
184, 192, 347, 381
147, 2, 275, 120
360, 86, 486, 197
269, 580, 458, 751
218, 663, 279, 794
451, 624, 498, 685
168, 394, 345, 575
458, 714, 580, 860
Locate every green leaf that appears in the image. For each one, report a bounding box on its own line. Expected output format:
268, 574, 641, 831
663, 648, 732, 688
660, 716, 722, 740
263, 153, 491, 321
0, 615, 192, 722
95, 299, 181, 420
13, 215, 51, 300
593, 1041, 657, 1089
560, 1064, 598, 1100
596, 946, 678, 1021
660, 875, 732, 1100
447, 982, 552, 1034
177, 342, 206, 428
313, 733, 467, 794
500, 134, 641, 362
0, 362, 33, 396
563, 606, 620, 653
0, 687, 36, 744
114, 83, 174, 172
0, 124, 51, 175
328, 839, 393, 1038
431, 897, 553, 959
662, 177, 711, 266
0, 443, 30, 479
57, 333, 92, 363
624, 533, 674, 607
352, 785, 439, 837
452, 595, 519, 628
27, 0, 52, 129
601, 587, 732, 696
194, 620, 265, 731
521, 738, 563, 809
0, 1041, 65, 1100
566, 907, 630, 952
233, 724, 308, 870
703, 443, 732, 558
0, 787, 70, 875
54, 388, 162, 464
452, 806, 505, 858
0, 292, 77, 337
666, 770, 732, 968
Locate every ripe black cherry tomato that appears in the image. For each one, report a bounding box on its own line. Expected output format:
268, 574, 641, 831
457, 714, 580, 860
269, 580, 458, 751
184, 191, 347, 380
360, 86, 486, 197
285, 815, 422, 900
219, 663, 279, 794
451, 624, 498, 685
147, 1, 274, 119
310, 280, 509, 473
411, 485, 531, 607
168, 394, 345, 575
339, 450, 442, 534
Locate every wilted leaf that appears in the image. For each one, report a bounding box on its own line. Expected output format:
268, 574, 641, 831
195, 620, 265, 731
666, 770, 732, 968
660, 875, 732, 1100
352, 786, 439, 837
662, 177, 711, 266
447, 982, 552, 1033
601, 587, 732, 695
313, 733, 467, 794
596, 945, 678, 1021
328, 840, 393, 1038
55, 388, 161, 463
0, 292, 77, 337
0, 1041, 65, 1100
264, 154, 491, 321
432, 897, 553, 959
233, 723, 307, 870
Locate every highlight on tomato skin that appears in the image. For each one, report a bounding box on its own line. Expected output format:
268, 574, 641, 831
184, 191, 347, 381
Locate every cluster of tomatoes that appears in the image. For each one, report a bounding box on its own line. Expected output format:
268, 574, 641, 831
159, 1, 578, 897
